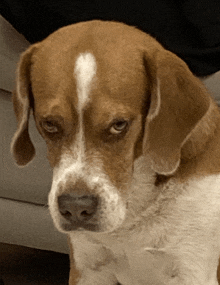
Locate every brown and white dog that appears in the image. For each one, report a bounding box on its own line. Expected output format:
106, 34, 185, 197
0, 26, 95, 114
11, 20, 220, 284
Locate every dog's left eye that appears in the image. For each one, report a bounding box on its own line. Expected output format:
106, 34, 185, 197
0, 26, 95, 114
41, 120, 59, 133
110, 120, 128, 135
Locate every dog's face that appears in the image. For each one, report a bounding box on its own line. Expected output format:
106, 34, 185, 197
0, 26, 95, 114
11, 21, 210, 233
32, 46, 148, 232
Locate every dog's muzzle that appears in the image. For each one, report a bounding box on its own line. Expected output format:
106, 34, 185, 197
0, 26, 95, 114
50, 172, 127, 233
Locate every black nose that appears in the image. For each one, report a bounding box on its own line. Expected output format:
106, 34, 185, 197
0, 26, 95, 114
58, 193, 98, 230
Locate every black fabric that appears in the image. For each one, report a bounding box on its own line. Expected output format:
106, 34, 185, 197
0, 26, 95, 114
1, 0, 220, 76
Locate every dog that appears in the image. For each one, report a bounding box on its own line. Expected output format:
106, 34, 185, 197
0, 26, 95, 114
11, 20, 220, 284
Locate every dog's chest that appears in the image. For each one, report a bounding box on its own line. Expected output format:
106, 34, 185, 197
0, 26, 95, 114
70, 232, 177, 285
70, 174, 220, 284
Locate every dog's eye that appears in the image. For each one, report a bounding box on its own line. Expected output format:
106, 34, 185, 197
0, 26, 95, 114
110, 120, 128, 135
41, 120, 59, 133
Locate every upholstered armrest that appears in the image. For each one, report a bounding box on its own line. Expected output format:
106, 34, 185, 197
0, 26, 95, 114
0, 15, 30, 92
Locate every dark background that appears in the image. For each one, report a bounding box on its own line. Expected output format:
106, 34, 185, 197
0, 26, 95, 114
1, 1, 220, 75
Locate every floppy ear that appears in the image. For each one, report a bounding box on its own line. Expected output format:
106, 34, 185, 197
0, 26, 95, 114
143, 50, 211, 175
11, 44, 38, 166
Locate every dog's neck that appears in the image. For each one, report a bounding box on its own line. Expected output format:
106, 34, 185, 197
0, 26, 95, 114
124, 101, 220, 234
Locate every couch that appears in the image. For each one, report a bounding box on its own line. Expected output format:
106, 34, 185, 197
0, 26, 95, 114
0, 14, 220, 254
0, 15, 68, 254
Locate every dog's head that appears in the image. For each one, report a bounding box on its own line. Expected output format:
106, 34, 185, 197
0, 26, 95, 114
11, 20, 211, 233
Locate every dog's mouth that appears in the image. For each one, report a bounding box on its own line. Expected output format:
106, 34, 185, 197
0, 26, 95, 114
57, 210, 124, 233
60, 220, 100, 232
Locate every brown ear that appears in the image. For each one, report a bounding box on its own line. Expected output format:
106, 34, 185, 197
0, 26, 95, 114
143, 50, 211, 175
11, 44, 38, 166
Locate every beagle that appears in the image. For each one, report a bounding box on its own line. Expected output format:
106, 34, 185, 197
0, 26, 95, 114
11, 20, 220, 285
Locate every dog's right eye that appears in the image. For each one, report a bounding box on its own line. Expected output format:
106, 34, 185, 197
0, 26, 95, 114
41, 120, 59, 133
110, 120, 128, 135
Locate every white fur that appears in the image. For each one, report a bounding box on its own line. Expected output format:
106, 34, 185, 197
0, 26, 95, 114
49, 147, 220, 284
68, 156, 220, 284
74, 52, 97, 111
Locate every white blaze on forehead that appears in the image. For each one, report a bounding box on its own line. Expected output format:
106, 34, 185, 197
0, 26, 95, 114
70, 52, 97, 171
74, 52, 97, 111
